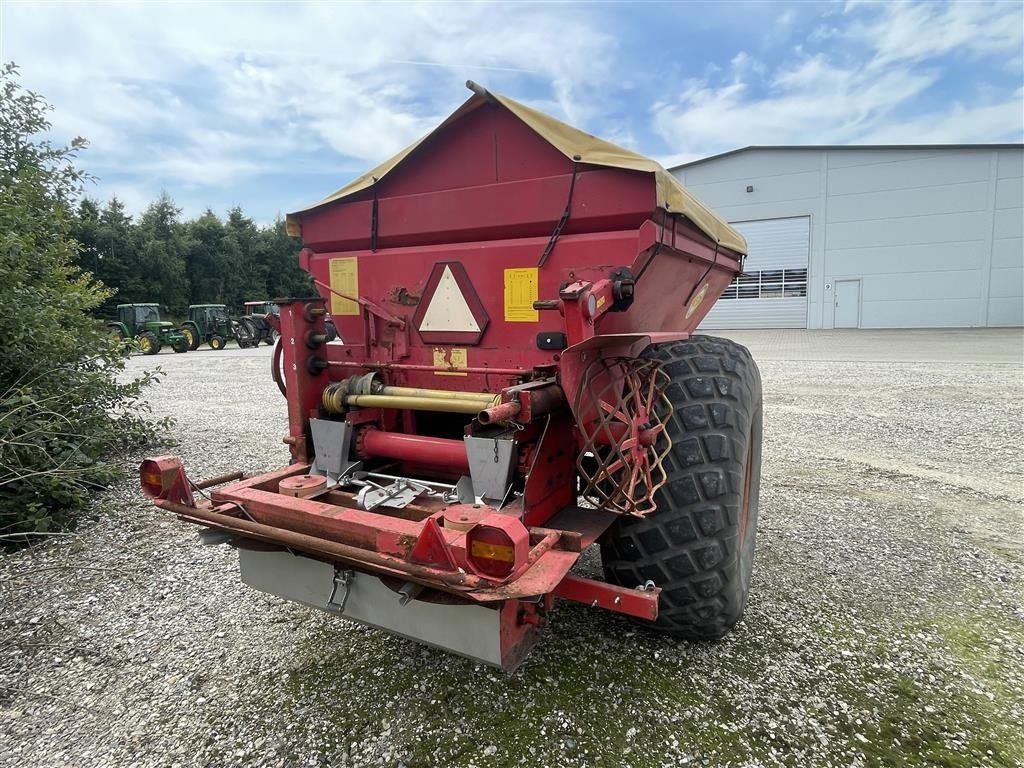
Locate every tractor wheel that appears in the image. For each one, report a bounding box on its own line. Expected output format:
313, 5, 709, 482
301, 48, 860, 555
172, 341, 189, 353
209, 335, 226, 351
240, 317, 259, 346
182, 323, 200, 351
137, 332, 161, 356
599, 335, 763, 640
264, 328, 279, 346
234, 319, 256, 348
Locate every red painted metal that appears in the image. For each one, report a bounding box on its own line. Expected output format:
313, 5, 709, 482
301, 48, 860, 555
357, 428, 470, 473
144, 92, 748, 666
553, 574, 661, 621
139, 456, 193, 507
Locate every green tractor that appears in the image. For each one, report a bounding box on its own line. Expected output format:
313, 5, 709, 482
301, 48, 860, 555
108, 303, 189, 355
181, 304, 258, 350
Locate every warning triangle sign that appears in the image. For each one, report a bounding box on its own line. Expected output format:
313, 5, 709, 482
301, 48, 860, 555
418, 265, 482, 332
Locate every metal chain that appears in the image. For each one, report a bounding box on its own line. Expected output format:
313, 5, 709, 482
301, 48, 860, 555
538, 159, 580, 267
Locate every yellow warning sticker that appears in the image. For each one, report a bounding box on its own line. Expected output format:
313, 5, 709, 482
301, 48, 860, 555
329, 257, 359, 316
685, 283, 710, 319
503, 267, 539, 322
432, 347, 469, 376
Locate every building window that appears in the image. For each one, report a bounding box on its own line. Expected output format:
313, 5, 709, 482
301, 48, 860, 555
719, 268, 807, 299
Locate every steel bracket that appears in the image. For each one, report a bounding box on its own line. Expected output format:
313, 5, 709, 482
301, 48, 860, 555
326, 568, 355, 614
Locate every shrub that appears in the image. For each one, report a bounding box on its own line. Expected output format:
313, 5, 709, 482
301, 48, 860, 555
0, 63, 169, 541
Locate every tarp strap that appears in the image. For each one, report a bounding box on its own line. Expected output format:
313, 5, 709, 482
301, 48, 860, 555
684, 240, 720, 308
538, 159, 580, 268
370, 178, 379, 253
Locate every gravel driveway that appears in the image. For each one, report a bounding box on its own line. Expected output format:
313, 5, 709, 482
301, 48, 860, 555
2, 330, 1022, 768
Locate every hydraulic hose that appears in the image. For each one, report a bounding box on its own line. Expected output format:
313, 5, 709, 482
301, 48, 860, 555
272, 338, 286, 398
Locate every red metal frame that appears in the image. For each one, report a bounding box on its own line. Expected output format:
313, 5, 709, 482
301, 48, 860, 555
143, 95, 742, 666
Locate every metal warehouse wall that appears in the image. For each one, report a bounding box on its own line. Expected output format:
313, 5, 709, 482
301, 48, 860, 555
674, 146, 1024, 328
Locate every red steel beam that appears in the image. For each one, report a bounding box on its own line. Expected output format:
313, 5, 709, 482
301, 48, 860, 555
553, 573, 660, 620
359, 430, 470, 473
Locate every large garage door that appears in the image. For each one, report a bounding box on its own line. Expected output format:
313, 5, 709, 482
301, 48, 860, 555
700, 216, 810, 329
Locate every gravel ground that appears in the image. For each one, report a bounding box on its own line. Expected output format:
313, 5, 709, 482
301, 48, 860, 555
2, 330, 1022, 768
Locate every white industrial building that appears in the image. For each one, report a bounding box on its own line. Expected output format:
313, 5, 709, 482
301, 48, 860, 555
670, 145, 1024, 329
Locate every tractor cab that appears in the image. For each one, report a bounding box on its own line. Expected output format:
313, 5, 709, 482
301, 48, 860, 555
188, 304, 230, 333
182, 304, 256, 351
243, 301, 279, 317
118, 303, 166, 334
110, 303, 188, 355
242, 301, 281, 345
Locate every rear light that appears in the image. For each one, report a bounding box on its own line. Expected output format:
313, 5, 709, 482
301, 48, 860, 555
140, 462, 164, 497
465, 515, 529, 580
139, 456, 193, 506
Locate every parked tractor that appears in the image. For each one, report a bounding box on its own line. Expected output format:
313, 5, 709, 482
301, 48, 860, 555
182, 304, 258, 350
142, 83, 762, 670
242, 301, 280, 345
108, 303, 189, 355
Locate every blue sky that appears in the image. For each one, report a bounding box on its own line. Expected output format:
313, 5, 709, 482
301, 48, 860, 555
2, 0, 1022, 223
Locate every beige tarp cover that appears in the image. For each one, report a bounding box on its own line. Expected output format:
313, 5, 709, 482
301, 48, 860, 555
286, 87, 747, 255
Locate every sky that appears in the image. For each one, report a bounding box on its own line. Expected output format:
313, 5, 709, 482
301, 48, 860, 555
1, 0, 1022, 223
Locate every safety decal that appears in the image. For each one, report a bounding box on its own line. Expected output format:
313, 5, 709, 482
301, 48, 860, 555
329, 257, 360, 316
503, 267, 539, 322
432, 347, 469, 376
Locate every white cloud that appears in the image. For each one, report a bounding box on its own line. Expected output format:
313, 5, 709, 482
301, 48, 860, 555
655, 1, 1024, 155
2, 1, 618, 214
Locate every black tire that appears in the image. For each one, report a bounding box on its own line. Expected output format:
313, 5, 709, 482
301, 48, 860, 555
264, 327, 279, 346
182, 322, 201, 351
172, 341, 189, 353
237, 318, 258, 348
600, 335, 763, 640
209, 335, 226, 351
138, 331, 161, 356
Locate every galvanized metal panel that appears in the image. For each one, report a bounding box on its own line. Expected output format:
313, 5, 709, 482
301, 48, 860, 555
997, 150, 1024, 179
732, 216, 810, 271
827, 151, 991, 194
825, 241, 985, 275
988, 297, 1024, 326
679, 145, 1024, 328
700, 297, 808, 329
827, 181, 988, 223
992, 238, 1024, 269
860, 298, 980, 328
238, 548, 506, 666
700, 216, 809, 329
996, 177, 1023, 210
993, 208, 1024, 240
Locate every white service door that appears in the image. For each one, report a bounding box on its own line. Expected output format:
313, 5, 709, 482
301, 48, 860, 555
700, 216, 810, 329
834, 279, 861, 328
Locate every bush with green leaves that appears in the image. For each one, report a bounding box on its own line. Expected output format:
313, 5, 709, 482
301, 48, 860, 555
0, 63, 169, 541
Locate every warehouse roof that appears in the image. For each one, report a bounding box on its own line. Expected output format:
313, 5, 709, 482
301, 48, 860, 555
669, 143, 1024, 171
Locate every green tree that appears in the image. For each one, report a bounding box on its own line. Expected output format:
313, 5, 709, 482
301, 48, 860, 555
0, 62, 167, 540
257, 216, 312, 299
136, 191, 190, 313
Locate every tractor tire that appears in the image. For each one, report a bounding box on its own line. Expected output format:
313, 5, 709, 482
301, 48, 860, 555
235, 318, 256, 348
240, 317, 259, 346
138, 332, 161, 356
209, 335, 226, 351
599, 335, 763, 640
182, 323, 201, 351
264, 328, 279, 346
172, 341, 189, 353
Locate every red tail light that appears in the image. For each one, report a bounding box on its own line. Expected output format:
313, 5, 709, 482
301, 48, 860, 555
465, 515, 529, 580
139, 456, 193, 506
140, 460, 164, 497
